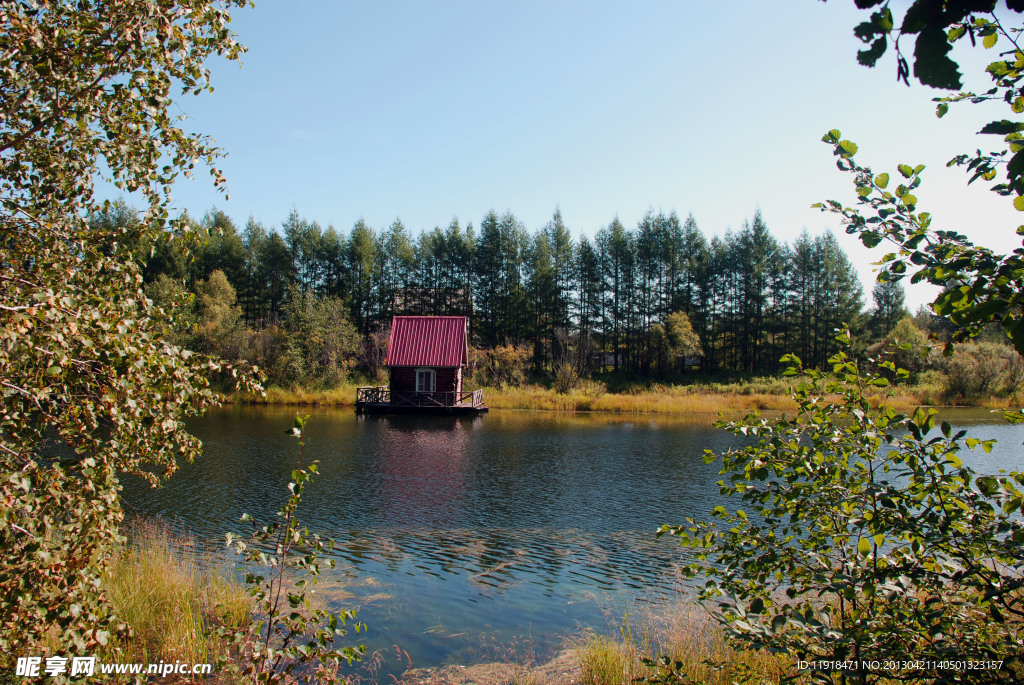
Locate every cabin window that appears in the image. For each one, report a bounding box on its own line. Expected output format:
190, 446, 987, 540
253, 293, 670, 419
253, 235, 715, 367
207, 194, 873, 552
415, 368, 435, 394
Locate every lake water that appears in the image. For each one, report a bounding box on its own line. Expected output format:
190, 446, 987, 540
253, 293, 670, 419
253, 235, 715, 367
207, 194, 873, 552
119, 406, 1024, 680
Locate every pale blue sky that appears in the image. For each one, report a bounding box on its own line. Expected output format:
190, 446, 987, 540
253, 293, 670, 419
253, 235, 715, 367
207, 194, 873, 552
117, 1, 1022, 311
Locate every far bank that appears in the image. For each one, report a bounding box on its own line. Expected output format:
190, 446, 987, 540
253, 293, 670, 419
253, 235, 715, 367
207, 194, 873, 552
220, 378, 1022, 414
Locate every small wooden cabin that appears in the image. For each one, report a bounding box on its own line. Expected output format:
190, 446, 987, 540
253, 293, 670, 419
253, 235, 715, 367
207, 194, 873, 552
355, 316, 487, 414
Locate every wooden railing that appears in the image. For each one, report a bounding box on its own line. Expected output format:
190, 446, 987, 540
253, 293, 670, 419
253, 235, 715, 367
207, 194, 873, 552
356, 386, 484, 408
356, 386, 390, 404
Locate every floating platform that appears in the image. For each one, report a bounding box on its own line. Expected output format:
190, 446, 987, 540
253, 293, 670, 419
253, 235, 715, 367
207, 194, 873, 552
355, 387, 489, 415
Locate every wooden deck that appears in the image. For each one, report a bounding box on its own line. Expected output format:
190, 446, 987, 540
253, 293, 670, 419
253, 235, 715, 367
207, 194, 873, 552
355, 387, 488, 415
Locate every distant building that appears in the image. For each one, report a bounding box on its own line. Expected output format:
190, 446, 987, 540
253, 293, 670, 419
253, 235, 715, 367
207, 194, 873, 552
386, 315, 468, 400
356, 315, 486, 414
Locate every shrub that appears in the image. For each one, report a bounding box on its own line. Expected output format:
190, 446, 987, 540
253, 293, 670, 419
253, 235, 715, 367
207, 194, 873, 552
224, 416, 364, 683
943, 341, 1024, 399
472, 344, 531, 388
553, 363, 581, 394
663, 333, 1024, 683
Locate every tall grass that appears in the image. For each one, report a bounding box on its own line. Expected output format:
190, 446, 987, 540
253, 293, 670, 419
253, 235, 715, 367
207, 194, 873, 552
220, 376, 1016, 413
223, 382, 361, 406
573, 608, 792, 685
482, 384, 798, 413
103, 519, 250, 666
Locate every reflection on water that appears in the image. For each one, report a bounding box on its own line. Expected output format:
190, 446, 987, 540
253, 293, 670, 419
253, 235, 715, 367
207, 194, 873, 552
119, 406, 1024, 680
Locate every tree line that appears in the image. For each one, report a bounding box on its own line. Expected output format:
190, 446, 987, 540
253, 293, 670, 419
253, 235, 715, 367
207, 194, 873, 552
103, 202, 880, 385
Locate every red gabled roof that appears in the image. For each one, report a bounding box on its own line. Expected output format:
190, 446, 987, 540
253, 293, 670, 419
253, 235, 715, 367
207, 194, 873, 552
385, 316, 468, 367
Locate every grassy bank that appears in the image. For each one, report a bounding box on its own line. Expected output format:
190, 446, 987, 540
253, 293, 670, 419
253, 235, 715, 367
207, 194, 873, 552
572, 608, 789, 685
102, 519, 251, 670
216, 377, 1006, 414
398, 607, 800, 685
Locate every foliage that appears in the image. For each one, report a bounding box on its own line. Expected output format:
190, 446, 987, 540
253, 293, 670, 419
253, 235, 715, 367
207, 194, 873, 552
822, 3, 1024, 354
472, 344, 531, 388
0, 0, 256, 669
650, 312, 703, 377
665, 311, 702, 362
942, 340, 1024, 398
192, 269, 245, 358
278, 287, 359, 388
817, 126, 1024, 356
140, 201, 874, 383
865, 315, 932, 383
552, 327, 592, 392
846, 1, 1013, 89
553, 362, 582, 394
659, 11, 1024, 679
844, 2, 1024, 200
663, 335, 1024, 683
868, 279, 907, 337
224, 416, 365, 683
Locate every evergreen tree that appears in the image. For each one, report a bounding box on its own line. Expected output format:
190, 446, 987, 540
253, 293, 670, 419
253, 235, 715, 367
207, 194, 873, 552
347, 219, 378, 337
378, 219, 415, 320
871, 278, 909, 337
526, 231, 557, 372
282, 209, 326, 295
596, 217, 635, 371
575, 236, 603, 373
194, 209, 246, 288
319, 225, 347, 300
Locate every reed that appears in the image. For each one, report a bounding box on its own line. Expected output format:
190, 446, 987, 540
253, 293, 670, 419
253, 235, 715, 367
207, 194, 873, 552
102, 519, 250, 667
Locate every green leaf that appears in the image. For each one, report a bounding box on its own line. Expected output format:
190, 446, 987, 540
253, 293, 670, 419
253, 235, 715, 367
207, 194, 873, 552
912, 26, 963, 89
1008, 149, 1024, 181
978, 475, 999, 495
858, 538, 871, 557
875, 172, 889, 188
912, 407, 936, 434
858, 37, 887, 67
979, 120, 1024, 135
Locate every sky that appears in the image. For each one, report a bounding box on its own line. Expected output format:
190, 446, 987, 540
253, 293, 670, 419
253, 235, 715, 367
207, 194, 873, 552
106, 0, 1024, 312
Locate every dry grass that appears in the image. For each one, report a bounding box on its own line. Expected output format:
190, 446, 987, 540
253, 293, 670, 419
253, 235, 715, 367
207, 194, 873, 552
102, 519, 251, 667
481, 385, 797, 414
219, 377, 1013, 414
223, 382, 361, 406
481, 383, 941, 414
572, 608, 792, 685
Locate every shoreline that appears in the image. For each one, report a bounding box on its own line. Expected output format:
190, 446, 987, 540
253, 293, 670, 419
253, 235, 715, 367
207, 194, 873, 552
219, 383, 1021, 414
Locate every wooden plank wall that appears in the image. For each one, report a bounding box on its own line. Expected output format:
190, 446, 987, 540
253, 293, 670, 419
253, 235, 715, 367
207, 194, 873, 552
389, 366, 460, 397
